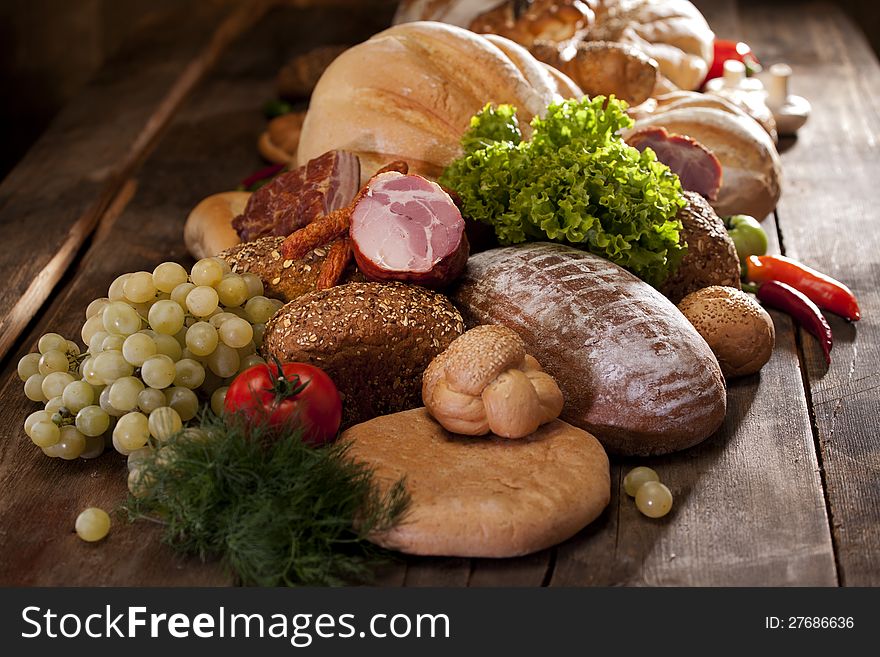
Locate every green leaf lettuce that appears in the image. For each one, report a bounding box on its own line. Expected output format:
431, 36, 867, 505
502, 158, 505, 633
439, 96, 687, 286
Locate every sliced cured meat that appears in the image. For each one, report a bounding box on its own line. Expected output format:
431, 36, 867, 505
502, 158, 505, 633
232, 150, 359, 241
350, 172, 469, 289
626, 126, 722, 201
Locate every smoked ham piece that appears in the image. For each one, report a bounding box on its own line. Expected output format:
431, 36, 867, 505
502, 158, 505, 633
626, 127, 722, 201
232, 150, 359, 241
350, 172, 469, 289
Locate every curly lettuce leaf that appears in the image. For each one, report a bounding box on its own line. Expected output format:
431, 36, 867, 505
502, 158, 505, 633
440, 96, 687, 287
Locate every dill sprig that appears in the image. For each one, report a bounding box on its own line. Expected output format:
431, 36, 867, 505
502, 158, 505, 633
125, 411, 409, 586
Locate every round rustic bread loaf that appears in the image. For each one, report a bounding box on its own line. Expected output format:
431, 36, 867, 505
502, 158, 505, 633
452, 242, 727, 455
297, 21, 581, 182
628, 104, 782, 219
658, 191, 742, 303
394, 0, 715, 90
263, 282, 464, 427
342, 408, 610, 557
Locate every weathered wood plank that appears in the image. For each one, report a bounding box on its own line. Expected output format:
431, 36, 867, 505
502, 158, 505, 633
553, 219, 836, 586
0, 2, 399, 586
550, 0, 836, 586
738, 0, 880, 586
467, 551, 553, 587
0, 0, 271, 364
404, 558, 472, 587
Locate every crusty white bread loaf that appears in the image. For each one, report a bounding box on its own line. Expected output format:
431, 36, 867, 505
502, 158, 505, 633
627, 102, 782, 219
183, 191, 250, 260
451, 243, 727, 455
297, 21, 582, 183
587, 0, 714, 91
343, 408, 610, 558
394, 0, 591, 48
395, 0, 715, 91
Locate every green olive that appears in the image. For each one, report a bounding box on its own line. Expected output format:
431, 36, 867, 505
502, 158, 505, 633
725, 214, 768, 262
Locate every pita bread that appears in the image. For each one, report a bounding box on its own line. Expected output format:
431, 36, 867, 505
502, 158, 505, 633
342, 408, 610, 558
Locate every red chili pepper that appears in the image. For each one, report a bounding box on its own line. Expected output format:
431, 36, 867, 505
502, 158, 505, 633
239, 163, 286, 191
757, 281, 832, 365
745, 255, 860, 321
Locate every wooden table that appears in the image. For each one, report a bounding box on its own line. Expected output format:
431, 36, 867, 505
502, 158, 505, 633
0, 0, 877, 587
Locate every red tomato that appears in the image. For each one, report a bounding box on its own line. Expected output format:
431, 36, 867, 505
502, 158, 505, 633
224, 362, 342, 445
704, 39, 760, 85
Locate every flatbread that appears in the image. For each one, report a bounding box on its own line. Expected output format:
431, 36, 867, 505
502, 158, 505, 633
342, 408, 610, 558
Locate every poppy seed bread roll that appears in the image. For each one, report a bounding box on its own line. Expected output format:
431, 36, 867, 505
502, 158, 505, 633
262, 282, 465, 427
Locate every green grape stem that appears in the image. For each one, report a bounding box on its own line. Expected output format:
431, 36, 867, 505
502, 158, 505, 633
53, 408, 77, 427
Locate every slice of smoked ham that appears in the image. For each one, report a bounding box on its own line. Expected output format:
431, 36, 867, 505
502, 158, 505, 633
350, 172, 469, 289
625, 127, 722, 201
233, 150, 360, 241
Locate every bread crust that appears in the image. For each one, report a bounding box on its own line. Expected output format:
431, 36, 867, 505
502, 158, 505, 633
452, 243, 727, 455
184, 191, 250, 260
220, 236, 363, 302
658, 191, 742, 303
263, 282, 465, 427
342, 408, 610, 557
297, 21, 572, 183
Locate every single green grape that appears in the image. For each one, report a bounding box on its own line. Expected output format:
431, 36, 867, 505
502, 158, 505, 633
38, 350, 69, 375
148, 406, 183, 442
635, 481, 673, 518
30, 421, 61, 448
56, 425, 87, 460
152, 262, 188, 293
75, 507, 111, 542
190, 258, 225, 287
38, 333, 68, 354
17, 352, 41, 381
210, 386, 229, 415
76, 405, 111, 437
623, 466, 660, 497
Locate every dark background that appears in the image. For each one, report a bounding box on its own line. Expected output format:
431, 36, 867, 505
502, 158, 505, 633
1, 0, 877, 182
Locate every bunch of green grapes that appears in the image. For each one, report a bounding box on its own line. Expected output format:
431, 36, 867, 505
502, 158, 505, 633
18, 257, 283, 463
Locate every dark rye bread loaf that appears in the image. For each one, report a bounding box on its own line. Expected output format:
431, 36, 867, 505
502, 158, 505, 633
451, 243, 726, 455
263, 282, 464, 427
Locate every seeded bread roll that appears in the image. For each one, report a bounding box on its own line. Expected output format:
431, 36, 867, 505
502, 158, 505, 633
658, 191, 742, 304
263, 282, 465, 427
220, 236, 363, 302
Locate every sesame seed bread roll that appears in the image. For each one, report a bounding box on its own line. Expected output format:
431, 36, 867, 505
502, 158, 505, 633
262, 282, 465, 427
220, 236, 363, 303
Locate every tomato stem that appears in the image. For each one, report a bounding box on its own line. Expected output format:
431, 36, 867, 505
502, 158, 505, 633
266, 355, 309, 403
